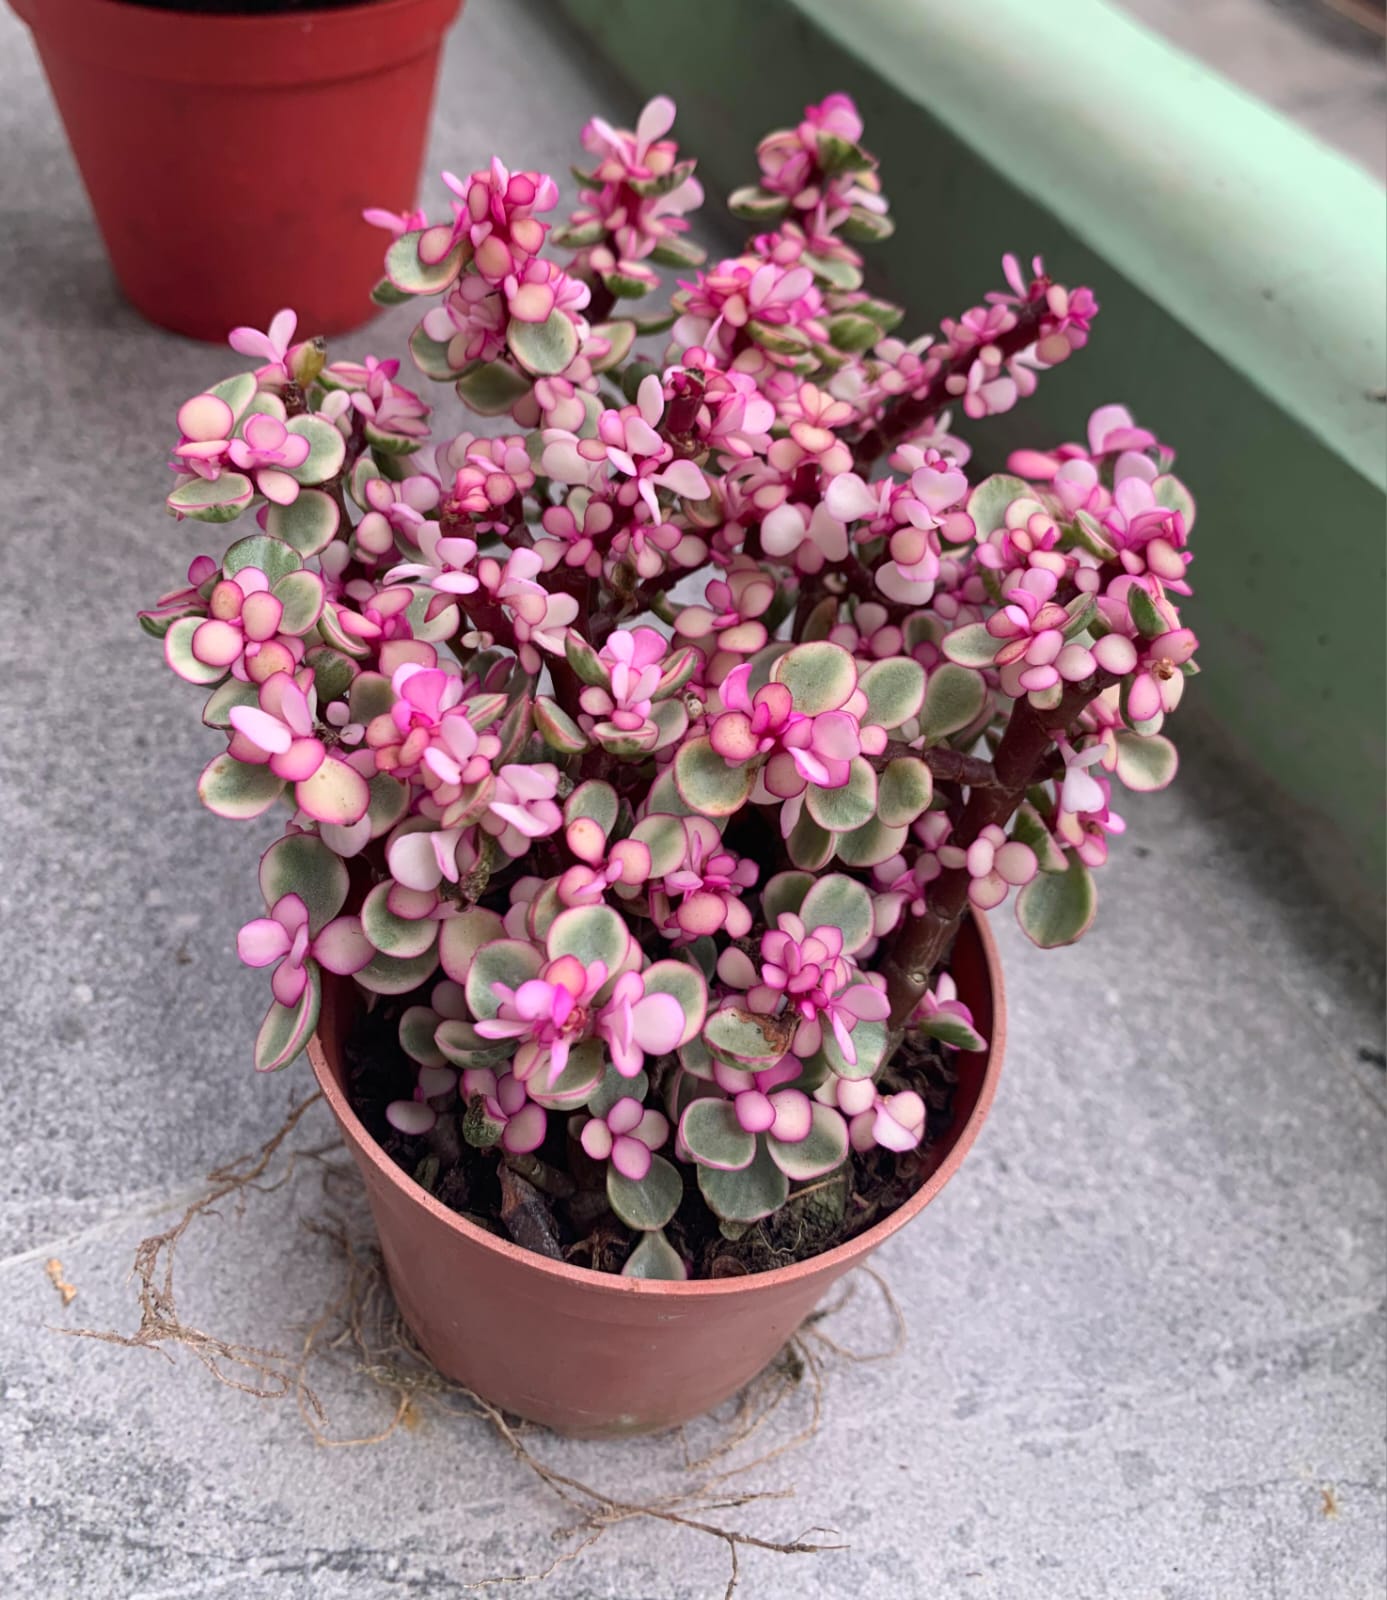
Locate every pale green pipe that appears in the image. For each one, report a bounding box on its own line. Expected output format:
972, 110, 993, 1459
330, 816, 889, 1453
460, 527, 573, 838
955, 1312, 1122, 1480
794, 0, 1387, 491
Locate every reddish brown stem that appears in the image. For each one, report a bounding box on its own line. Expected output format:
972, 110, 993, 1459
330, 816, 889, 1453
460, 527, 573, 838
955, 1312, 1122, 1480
878, 673, 1113, 1025
871, 741, 999, 789
584, 280, 617, 327
855, 301, 1051, 465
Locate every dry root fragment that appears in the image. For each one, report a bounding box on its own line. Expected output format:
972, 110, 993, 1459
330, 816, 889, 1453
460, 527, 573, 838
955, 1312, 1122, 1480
56, 1092, 334, 1403
61, 1096, 908, 1595
45, 1258, 77, 1306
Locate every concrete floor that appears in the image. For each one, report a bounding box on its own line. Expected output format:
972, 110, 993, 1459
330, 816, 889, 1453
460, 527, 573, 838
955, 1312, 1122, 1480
1116, 0, 1386, 181
1, 1, 1384, 1596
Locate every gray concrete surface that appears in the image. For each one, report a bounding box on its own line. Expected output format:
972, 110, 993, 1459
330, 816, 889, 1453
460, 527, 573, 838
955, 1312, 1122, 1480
1114, 0, 1386, 182
2, 1, 1384, 1596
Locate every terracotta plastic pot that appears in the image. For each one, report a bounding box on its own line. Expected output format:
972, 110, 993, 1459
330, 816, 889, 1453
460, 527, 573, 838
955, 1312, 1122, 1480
9, 0, 463, 340
310, 913, 1005, 1438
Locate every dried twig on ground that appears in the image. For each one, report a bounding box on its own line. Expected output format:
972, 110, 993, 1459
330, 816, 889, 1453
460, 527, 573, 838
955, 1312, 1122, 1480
45, 1258, 77, 1306
57, 1092, 333, 1403
60, 1096, 908, 1597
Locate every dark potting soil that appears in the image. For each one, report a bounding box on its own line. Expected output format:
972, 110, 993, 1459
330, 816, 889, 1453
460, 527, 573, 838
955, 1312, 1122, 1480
344, 994, 961, 1281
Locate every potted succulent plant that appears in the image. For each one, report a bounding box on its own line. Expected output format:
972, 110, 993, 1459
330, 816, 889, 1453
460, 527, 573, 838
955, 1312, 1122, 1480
141, 91, 1197, 1435
9, 0, 462, 340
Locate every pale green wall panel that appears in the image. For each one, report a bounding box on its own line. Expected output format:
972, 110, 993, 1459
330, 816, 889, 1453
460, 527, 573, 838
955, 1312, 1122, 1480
558, 0, 1387, 931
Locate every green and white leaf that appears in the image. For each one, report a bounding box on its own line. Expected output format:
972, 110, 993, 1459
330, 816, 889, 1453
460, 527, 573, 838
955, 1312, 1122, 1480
802, 251, 864, 292
352, 946, 443, 996
259, 831, 348, 934
305, 647, 357, 707
674, 737, 756, 818
361, 769, 410, 841
271, 568, 325, 635
818, 1017, 886, 1081
1114, 731, 1179, 792
770, 641, 856, 715
222, 533, 302, 584
827, 312, 880, 353
805, 756, 877, 834
528, 1039, 605, 1110
408, 325, 462, 382
1062, 594, 1098, 641
785, 808, 835, 870
254, 967, 321, 1073
701, 1009, 792, 1072
348, 670, 396, 725
564, 778, 619, 836
799, 873, 874, 955
464, 938, 544, 1021
677, 1035, 716, 1082
371, 277, 412, 308
608, 1155, 682, 1231
858, 656, 925, 729
166, 473, 253, 522
533, 696, 587, 753
916, 1011, 988, 1051
385, 229, 468, 295
549, 218, 606, 248
627, 307, 678, 336
564, 630, 611, 689
766, 1103, 849, 1181
1152, 474, 1196, 528
761, 871, 812, 927
680, 1097, 756, 1171
1012, 801, 1066, 873
588, 319, 637, 372
834, 814, 908, 868
361, 881, 439, 959
1127, 583, 1166, 639
207, 372, 258, 424
507, 309, 579, 377
1016, 850, 1097, 948
877, 756, 933, 827
941, 624, 1001, 670
629, 813, 686, 878
285, 415, 346, 485
726, 184, 790, 221
197, 753, 283, 819
165, 617, 228, 686
546, 904, 628, 972
919, 663, 988, 744
967, 474, 1029, 537
265, 487, 340, 557
399, 1006, 446, 1068
621, 1229, 687, 1279
1069, 509, 1117, 560
435, 1018, 512, 1069
202, 676, 259, 729
641, 959, 707, 1046
697, 1142, 789, 1222
588, 1065, 647, 1120
645, 766, 695, 820
455, 359, 535, 415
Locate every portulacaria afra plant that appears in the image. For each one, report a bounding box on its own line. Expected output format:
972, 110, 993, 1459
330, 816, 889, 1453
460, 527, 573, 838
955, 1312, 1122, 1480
144, 93, 1197, 1276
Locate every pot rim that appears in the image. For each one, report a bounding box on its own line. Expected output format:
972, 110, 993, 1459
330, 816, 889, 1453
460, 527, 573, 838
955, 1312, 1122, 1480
8, 0, 464, 85
310, 910, 1006, 1299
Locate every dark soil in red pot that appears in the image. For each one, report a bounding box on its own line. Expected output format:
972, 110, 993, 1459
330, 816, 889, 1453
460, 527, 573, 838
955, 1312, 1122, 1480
343, 991, 962, 1281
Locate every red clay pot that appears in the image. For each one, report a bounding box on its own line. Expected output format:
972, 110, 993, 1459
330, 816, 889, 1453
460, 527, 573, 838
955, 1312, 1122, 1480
9, 0, 462, 340
310, 913, 1005, 1438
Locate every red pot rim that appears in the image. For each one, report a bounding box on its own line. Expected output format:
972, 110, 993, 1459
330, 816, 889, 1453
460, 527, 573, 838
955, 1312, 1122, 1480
8, 0, 464, 85
309, 911, 1006, 1301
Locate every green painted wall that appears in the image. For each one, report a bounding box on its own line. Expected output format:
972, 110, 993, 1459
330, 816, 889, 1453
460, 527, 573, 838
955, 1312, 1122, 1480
559, 0, 1386, 933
